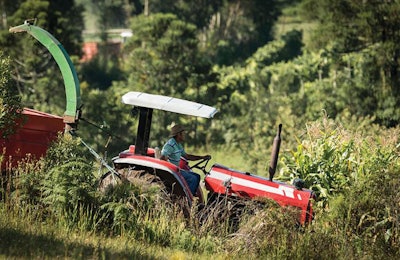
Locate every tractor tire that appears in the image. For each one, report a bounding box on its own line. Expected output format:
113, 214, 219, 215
98, 170, 121, 193
99, 167, 164, 193
98, 165, 173, 205
98, 165, 193, 218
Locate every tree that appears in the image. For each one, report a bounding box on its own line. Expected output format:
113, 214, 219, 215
201, 0, 282, 65
300, 0, 400, 126
121, 13, 215, 146
143, 0, 282, 65
148, 0, 223, 29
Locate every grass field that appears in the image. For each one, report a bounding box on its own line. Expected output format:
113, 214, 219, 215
0, 206, 228, 259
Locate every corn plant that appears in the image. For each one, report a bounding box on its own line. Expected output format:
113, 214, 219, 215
279, 115, 400, 211
279, 117, 358, 208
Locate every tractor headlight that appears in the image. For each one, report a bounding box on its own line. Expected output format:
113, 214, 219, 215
293, 178, 305, 190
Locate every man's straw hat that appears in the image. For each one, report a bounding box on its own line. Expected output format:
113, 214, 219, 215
170, 124, 185, 137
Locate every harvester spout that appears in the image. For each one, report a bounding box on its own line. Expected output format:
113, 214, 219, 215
8, 20, 32, 33
9, 19, 81, 130
269, 124, 282, 181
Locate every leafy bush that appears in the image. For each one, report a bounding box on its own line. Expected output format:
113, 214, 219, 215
40, 134, 97, 228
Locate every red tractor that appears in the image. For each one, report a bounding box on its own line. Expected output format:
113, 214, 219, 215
101, 91, 315, 225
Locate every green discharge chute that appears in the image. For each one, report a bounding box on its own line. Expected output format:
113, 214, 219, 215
9, 20, 81, 125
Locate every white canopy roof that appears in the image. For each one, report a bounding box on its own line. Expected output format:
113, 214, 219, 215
122, 91, 218, 118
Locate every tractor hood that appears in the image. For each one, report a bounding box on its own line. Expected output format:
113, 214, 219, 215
122, 91, 218, 118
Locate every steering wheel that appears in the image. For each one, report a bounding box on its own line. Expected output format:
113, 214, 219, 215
190, 156, 211, 175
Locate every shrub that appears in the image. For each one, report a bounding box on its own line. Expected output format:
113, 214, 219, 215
40, 134, 97, 227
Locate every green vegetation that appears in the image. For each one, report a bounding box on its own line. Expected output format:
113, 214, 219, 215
1, 120, 399, 259
0, 51, 23, 138
1, 0, 400, 258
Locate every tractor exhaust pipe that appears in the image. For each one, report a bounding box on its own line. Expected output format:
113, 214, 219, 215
269, 124, 282, 181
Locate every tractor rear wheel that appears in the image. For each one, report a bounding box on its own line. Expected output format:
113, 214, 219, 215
99, 166, 168, 197
98, 165, 191, 217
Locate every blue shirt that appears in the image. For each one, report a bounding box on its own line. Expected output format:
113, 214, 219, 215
161, 138, 186, 166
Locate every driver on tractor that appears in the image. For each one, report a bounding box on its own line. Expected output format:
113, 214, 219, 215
160, 124, 211, 195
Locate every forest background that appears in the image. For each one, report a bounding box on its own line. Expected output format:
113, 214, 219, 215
0, 0, 400, 259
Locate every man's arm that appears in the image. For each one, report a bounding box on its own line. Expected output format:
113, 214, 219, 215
185, 153, 211, 161
160, 141, 172, 161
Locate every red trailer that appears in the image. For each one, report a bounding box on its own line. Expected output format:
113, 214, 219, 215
0, 108, 64, 171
